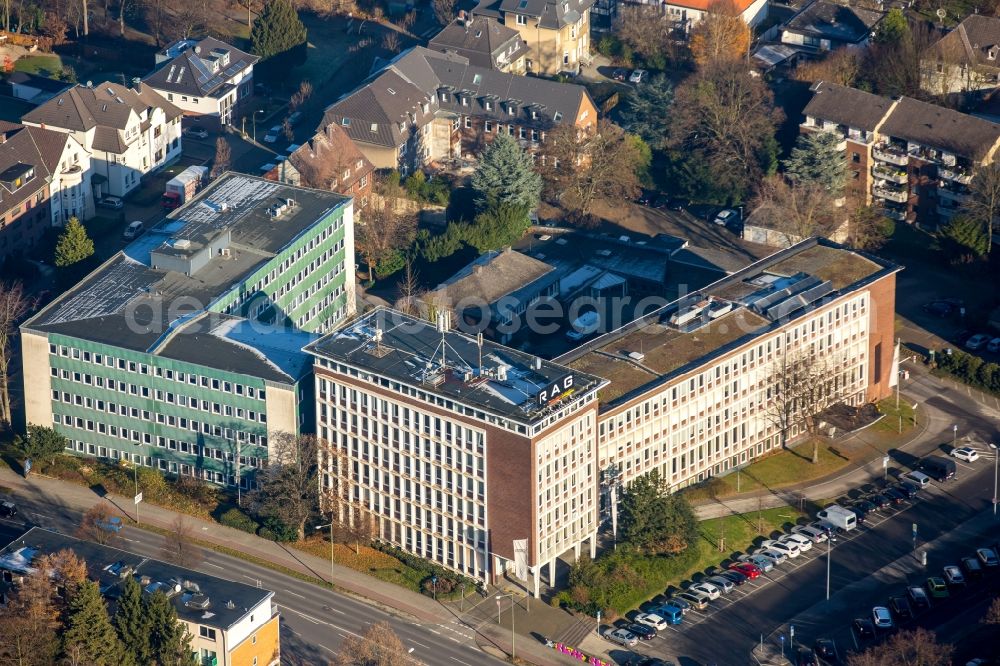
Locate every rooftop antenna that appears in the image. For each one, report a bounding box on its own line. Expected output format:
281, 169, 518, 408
436, 311, 451, 369
477, 332, 483, 376
374, 327, 383, 355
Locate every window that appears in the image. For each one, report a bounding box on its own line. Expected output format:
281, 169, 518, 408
200, 627, 217, 641
516, 14, 527, 25
852, 152, 861, 163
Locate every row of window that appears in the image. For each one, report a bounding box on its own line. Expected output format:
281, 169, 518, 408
62, 439, 254, 486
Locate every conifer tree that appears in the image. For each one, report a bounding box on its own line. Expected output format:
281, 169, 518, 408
54, 217, 94, 268
251, 0, 307, 61
63, 579, 127, 666
471, 133, 542, 212
147, 590, 196, 666
114, 577, 151, 664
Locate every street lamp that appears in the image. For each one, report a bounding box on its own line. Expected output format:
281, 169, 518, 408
314, 522, 335, 588
990, 443, 998, 517
252, 109, 264, 143
953, 424, 958, 449
825, 533, 838, 600
495, 593, 516, 662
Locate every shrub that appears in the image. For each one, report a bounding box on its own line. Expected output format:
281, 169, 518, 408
372, 541, 475, 598
374, 249, 406, 278
260, 516, 298, 542
219, 508, 259, 534
404, 171, 450, 206
936, 349, 1000, 395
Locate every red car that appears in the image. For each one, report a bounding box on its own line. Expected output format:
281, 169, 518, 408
728, 562, 762, 580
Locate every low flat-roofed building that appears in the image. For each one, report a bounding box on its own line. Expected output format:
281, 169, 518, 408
20, 173, 356, 488
0, 527, 279, 666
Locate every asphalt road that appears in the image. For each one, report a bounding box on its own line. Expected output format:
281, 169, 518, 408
602, 367, 1000, 666
0, 503, 502, 666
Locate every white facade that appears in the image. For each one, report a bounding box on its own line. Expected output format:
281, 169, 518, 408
153, 69, 254, 126
655, 0, 768, 31
48, 134, 94, 225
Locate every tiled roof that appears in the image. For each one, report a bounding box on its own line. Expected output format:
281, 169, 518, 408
288, 124, 374, 192
0, 124, 67, 214
784, 0, 884, 44
803, 81, 896, 132
483, 0, 597, 29
144, 36, 258, 98
926, 15, 1000, 70
880, 96, 1000, 160
23, 82, 181, 134
428, 16, 528, 69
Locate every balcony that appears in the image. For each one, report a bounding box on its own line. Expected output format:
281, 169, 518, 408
880, 208, 907, 221
873, 165, 907, 184
936, 204, 960, 218
937, 184, 970, 203
873, 186, 909, 203
939, 166, 973, 185
873, 144, 909, 166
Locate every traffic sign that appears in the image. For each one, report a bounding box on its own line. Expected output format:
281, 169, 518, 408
134, 492, 143, 504
790, 625, 795, 639
912, 523, 917, 538
883, 456, 889, 469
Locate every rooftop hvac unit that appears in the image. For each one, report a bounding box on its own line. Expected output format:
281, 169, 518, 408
496, 365, 508, 382
628, 351, 645, 361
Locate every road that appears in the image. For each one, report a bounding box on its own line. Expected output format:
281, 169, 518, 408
595, 362, 1000, 666
0, 502, 503, 666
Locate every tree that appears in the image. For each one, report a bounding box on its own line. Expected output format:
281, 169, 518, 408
619, 74, 674, 150
689, 0, 751, 68
432, 0, 455, 25
63, 580, 127, 666
792, 47, 861, 86
10, 425, 67, 471
42, 549, 88, 597
77, 502, 122, 546
356, 173, 417, 279
984, 596, 1000, 625
864, 20, 940, 97
470, 133, 542, 212
939, 214, 990, 264
875, 8, 908, 45
0, 281, 27, 426
114, 577, 152, 666
0, 555, 59, 665
846, 628, 952, 666
467, 203, 532, 252
618, 470, 697, 555
54, 217, 94, 268
541, 120, 645, 220
765, 350, 844, 463
963, 159, 1000, 252
211, 137, 231, 180
320, 443, 374, 555
783, 131, 846, 193
251, 0, 307, 62
615, 5, 682, 70
668, 63, 781, 204
751, 177, 843, 246
146, 590, 196, 666
337, 621, 417, 666
250, 433, 321, 541
289, 81, 313, 113
160, 515, 203, 569
847, 205, 894, 251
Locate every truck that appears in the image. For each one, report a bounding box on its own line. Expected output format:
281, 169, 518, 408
816, 505, 857, 532
162, 166, 208, 210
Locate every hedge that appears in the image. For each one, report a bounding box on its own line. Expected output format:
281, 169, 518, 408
934, 349, 1000, 396
372, 541, 477, 599
219, 508, 260, 534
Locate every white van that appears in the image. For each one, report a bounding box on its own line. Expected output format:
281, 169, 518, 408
903, 470, 931, 487
123, 220, 144, 239
816, 505, 857, 532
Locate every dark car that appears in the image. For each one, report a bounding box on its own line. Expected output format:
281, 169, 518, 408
814, 638, 840, 664
907, 586, 931, 613
889, 595, 913, 621
797, 648, 819, 666
883, 487, 906, 505
868, 493, 891, 510
851, 499, 875, 518
664, 595, 690, 613
852, 618, 876, 640
612, 68, 628, 81
962, 556, 984, 579
626, 623, 657, 640
923, 301, 957, 318
717, 569, 748, 586
666, 197, 689, 211
895, 481, 919, 498
0, 500, 15, 517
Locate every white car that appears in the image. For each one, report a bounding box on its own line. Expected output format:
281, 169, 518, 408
761, 539, 800, 558
792, 525, 828, 543
781, 533, 813, 553
753, 547, 788, 565
713, 209, 737, 226
966, 333, 992, 351
872, 606, 893, 629
263, 125, 282, 143
951, 447, 980, 463
689, 582, 721, 600
628, 69, 647, 84
633, 612, 669, 631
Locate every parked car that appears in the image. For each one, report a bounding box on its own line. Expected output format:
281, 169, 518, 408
962, 556, 984, 579
97, 196, 124, 210
729, 562, 761, 580
666, 197, 688, 211
852, 617, 876, 640
612, 68, 627, 81
868, 493, 891, 510
123, 220, 144, 239
872, 606, 893, 629
883, 487, 906, 505
754, 547, 788, 565
675, 591, 709, 610
761, 540, 800, 558
792, 525, 828, 543
907, 586, 931, 612
988, 337, 1000, 353
976, 547, 999, 568
717, 569, 748, 586
888, 595, 913, 621
796, 648, 819, 666
782, 533, 813, 552
182, 126, 209, 139
966, 333, 992, 350
626, 622, 657, 640
634, 612, 669, 631
903, 471, 931, 487
705, 575, 736, 593
263, 125, 282, 143
851, 499, 876, 518
943, 565, 966, 586
654, 603, 684, 624
923, 301, 958, 318
713, 209, 738, 226
96, 516, 122, 533
737, 554, 774, 573
662, 597, 689, 614
809, 521, 836, 538
814, 638, 840, 664
895, 481, 919, 498
951, 447, 980, 462
604, 628, 638, 648
628, 69, 647, 84
0, 500, 15, 517
925, 577, 949, 598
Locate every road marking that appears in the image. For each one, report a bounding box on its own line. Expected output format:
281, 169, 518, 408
121, 537, 138, 543
449, 658, 472, 665
319, 644, 336, 655
283, 590, 306, 599
410, 640, 432, 649
203, 562, 224, 569
428, 628, 442, 635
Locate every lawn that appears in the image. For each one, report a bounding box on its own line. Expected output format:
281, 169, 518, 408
293, 536, 426, 591
14, 54, 63, 77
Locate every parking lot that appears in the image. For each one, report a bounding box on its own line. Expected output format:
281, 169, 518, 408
599, 444, 1000, 665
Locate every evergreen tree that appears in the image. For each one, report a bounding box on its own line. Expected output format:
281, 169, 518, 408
114, 577, 151, 665
876, 8, 909, 44
467, 203, 532, 253
63, 580, 127, 666
618, 470, 698, 555
147, 591, 196, 666
54, 217, 94, 268
251, 0, 307, 61
939, 214, 990, 264
620, 74, 674, 150
782, 131, 845, 193
470, 133, 542, 212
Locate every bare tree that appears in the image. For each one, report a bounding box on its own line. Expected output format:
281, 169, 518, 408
160, 514, 204, 568
211, 137, 231, 180
356, 175, 417, 278
432, 0, 454, 25
0, 282, 27, 428
0, 553, 59, 665
289, 81, 313, 113
393, 258, 421, 316
615, 4, 680, 67
750, 176, 843, 247
689, 0, 750, 68
963, 158, 1000, 252
984, 595, 1000, 625
846, 205, 893, 251
792, 47, 861, 86
251, 433, 321, 541
319, 442, 374, 554
337, 621, 417, 666
78, 502, 122, 546
41, 549, 88, 595
382, 31, 401, 53
846, 628, 952, 666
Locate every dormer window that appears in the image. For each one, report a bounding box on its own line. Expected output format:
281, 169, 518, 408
473, 73, 482, 85
989, 46, 998, 60
508, 104, 516, 116
531, 109, 538, 119
0, 163, 35, 192
370, 123, 378, 132
399, 122, 406, 132
422, 102, 429, 114
342, 118, 351, 127
440, 91, 448, 102
461, 96, 469, 106
356, 159, 363, 169
485, 100, 493, 111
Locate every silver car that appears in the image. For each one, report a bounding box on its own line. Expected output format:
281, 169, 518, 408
753, 547, 788, 565
605, 628, 638, 648
738, 553, 775, 573
706, 575, 736, 593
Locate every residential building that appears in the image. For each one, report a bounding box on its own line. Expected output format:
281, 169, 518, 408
656, 0, 768, 33
20, 173, 356, 488
428, 14, 530, 72
144, 37, 259, 129
472, 0, 594, 75
801, 81, 1000, 225
21, 81, 183, 198
320, 47, 597, 173
921, 15, 1000, 96
7, 71, 71, 104
780, 0, 883, 51
311, 239, 897, 590
306, 308, 607, 595
0, 527, 279, 666
265, 123, 375, 210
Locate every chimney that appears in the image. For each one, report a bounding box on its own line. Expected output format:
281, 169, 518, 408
132, 77, 142, 93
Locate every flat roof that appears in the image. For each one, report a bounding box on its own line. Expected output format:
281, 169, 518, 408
23, 173, 346, 383
0, 528, 272, 631
559, 239, 896, 406
305, 308, 606, 425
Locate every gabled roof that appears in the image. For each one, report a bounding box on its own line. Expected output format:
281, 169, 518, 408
879, 96, 1000, 160
428, 16, 529, 69
287, 124, 374, 191
144, 36, 259, 98
476, 0, 596, 29
803, 81, 896, 132
0, 124, 68, 214
22, 82, 181, 134
433, 248, 556, 308
926, 15, 1000, 70
784, 0, 884, 44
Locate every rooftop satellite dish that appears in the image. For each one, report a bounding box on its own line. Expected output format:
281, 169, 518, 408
936, 8, 946, 19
